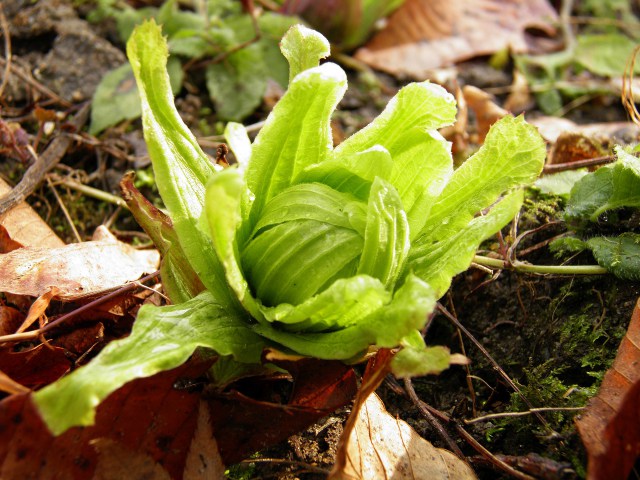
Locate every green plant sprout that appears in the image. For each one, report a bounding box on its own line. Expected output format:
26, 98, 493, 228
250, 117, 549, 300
34, 22, 547, 435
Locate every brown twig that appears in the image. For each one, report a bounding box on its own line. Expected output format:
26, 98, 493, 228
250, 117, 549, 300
623, 45, 640, 128
0, 57, 72, 108
0, 271, 160, 345
455, 425, 536, 480
436, 303, 557, 436
542, 154, 616, 174
403, 377, 467, 460
0, 102, 90, 215
0, 4, 12, 101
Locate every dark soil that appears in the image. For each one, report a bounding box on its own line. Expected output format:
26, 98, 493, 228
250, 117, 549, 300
2, 1, 639, 479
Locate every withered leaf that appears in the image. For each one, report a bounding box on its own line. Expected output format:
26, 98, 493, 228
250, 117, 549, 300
576, 298, 640, 480
354, 0, 557, 78
0, 226, 159, 300
330, 392, 477, 480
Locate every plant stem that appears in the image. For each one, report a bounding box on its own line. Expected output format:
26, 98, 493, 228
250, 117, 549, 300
473, 255, 608, 275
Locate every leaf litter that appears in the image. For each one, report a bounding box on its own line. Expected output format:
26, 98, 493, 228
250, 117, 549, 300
1, 1, 633, 478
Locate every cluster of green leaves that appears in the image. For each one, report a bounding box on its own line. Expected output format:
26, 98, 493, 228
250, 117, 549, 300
90, 0, 297, 133
551, 147, 640, 280
515, 2, 640, 114
33, 22, 545, 436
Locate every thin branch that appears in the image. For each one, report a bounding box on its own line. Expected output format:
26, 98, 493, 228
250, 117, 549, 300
404, 377, 466, 460
436, 303, 556, 434
0, 103, 90, 215
464, 406, 585, 425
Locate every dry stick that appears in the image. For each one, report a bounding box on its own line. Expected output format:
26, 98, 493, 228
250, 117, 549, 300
0, 57, 72, 108
542, 154, 616, 174
0, 4, 12, 101
240, 457, 330, 476
0, 102, 90, 215
402, 378, 535, 480
464, 406, 585, 425
0, 271, 160, 345
454, 425, 536, 480
623, 45, 640, 127
403, 377, 466, 460
46, 176, 82, 242
435, 303, 556, 436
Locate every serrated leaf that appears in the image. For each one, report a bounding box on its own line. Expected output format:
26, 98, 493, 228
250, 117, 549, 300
246, 62, 347, 224
587, 233, 640, 280
565, 148, 640, 226
33, 291, 265, 435
280, 24, 331, 83
127, 21, 231, 302
409, 189, 524, 296
420, 115, 546, 242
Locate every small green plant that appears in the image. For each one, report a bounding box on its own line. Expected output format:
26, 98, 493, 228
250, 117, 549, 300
90, 0, 297, 133
34, 22, 545, 435
551, 147, 640, 280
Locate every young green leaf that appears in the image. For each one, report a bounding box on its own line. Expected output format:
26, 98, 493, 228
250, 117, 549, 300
127, 20, 231, 303
408, 189, 525, 296
587, 233, 640, 280
33, 291, 265, 435
280, 24, 331, 83
565, 147, 640, 226
419, 115, 546, 242
205, 168, 264, 322
357, 177, 410, 289
246, 62, 347, 224
392, 330, 460, 379
252, 274, 435, 360
224, 122, 252, 168
335, 82, 456, 160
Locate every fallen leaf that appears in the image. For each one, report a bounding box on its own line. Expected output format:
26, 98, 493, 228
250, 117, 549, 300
93, 439, 172, 480
355, 0, 557, 78
0, 307, 24, 336
0, 359, 212, 479
0, 225, 159, 300
576, 298, 640, 480
209, 358, 357, 464
0, 344, 70, 389
330, 392, 477, 480
51, 323, 105, 357
183, 401, 225, 480
0, 178, 64, 249
0, 370, 29, 395
462, 85, 508, 143
16, 287, 59, 333
530, 116, 640, 146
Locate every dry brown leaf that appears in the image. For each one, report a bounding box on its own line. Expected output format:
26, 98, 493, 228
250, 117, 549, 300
93, 439, 172, 480
354, 0, 557, 78
0, 225, 159, 300
462, 85, 508, 143
183, 401, 225, 480
576, 298, 640, 480
0, 178, 64, 249
0, 370, 29, 395
330, 392, 477, 480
